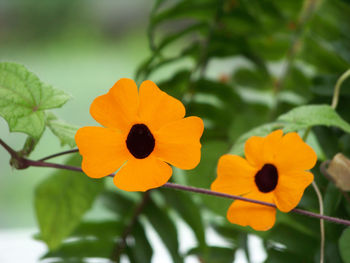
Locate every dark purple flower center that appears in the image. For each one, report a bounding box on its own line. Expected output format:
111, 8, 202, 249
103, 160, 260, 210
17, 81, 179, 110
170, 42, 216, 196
255, 164, 278, 193
126, 124, 155, 159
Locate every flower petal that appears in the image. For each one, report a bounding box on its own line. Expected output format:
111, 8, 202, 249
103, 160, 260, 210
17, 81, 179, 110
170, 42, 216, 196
113, 156, 172, 192
245, 135, 264, 168
211, 154, 256, 196
275, 132, 317, 173
138, 80, 185, 131
75, 127, 129, 178
274, 170, 314, 212
153, 116, 203, 170
90, 78, 139, 131
245, 130, 283, 168
227, 192, 276, 231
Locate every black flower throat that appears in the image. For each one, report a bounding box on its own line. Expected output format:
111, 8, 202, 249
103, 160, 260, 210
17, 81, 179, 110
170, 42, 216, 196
254, 164, 278, 193
126, 124, 155, 159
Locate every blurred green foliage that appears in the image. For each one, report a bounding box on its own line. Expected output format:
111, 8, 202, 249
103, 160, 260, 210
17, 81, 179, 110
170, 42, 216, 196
2, 0, 350, 262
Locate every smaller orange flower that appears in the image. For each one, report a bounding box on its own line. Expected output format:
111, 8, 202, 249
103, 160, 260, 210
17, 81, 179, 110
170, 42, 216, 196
75, 78, 204, 192
211, 130, 317, 231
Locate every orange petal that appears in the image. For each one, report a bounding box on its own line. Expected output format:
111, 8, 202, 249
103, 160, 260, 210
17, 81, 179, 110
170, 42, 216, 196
90, 78, 139, 131
274, 170, 314, 212
153, 116, 204, 170
227, 192, 276, 231
245, 135, 264, 168
211, 154, 256, 196
275, 132, 317, 173
113, 156, 172, 192
75, 127, 129, 178
138, 80, 185, 131
245, 130, 283, 168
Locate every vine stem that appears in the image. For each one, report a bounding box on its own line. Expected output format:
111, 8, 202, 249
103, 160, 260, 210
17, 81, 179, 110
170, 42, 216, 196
2, 154, 348, 226
163, 182, 350, 226
331, 69, 350, 110
38, 149, 79, 161
2, 141, 350, 226
312, 181, 324, 263
0, 138, 19, 158
303, 128, 324, 263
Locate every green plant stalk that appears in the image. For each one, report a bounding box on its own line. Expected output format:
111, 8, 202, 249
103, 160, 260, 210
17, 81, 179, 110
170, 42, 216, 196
331, 69, 350, 110
312, 181, 324, 263
300, 67, 350, 263
19, 137, 37, 157
303, 128, 324, 263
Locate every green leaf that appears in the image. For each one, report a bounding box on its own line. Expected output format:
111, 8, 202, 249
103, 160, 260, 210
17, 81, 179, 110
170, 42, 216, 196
71, 220, 124, 240
42, 239, 115, 260
150, 0, 216, 28
100, 190, 136, 220
186, 140, 231, 215
187, 246, 235, 263
160, 188, 206, 248
143, 198, 183, 263
264, 249, 306, 263
323, 182, 343, 216
277, 104, 350, 133
231, 105, 350, 155
35, 154, 104, 250
233, 67, 272, 90
46, 112, 78, 148
339, 227, 350, 263
130, 221, 153, 263
230, 122, 284, 156
0, 62, 70, 138
158, 70, 191, 99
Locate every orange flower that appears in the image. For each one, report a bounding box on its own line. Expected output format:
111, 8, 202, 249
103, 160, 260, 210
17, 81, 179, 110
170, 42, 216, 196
211, 130, 317, 231
75, 78, 204, 192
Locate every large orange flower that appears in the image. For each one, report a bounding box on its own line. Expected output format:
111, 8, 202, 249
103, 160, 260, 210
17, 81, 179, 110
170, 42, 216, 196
75, 78, 204, 192
211, 130, 317, 231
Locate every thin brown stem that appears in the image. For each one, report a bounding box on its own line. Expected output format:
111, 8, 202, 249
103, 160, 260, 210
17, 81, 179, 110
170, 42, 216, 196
1, 138, 350, 226
24, 159, 83, 172
332, 69, 350, 110
271, 0, 320, 120
112, 192, 151, 262
312, 181, 325, 263
38, 149, 79, 162
13, 159, 350, 226
163, 182, 350, 226
274, 0, 319, 94
0, 138, 18, 158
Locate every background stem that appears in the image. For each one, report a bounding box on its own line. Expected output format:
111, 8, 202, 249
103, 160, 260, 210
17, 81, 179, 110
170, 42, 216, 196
312, 181, 325, 263
331, 69, 350, 110
112, 191, 150, 262
38, 149, 79, 161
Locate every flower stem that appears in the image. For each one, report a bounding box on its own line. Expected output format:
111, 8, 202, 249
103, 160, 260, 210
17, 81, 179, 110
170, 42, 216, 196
302, 126, 325, 263
332, 69, 350, 110
163, 182, 350, 226
112, 191, 150, 262
0, 138, 19, 158
312, 181, 325, 263
38, 149, 79, 161
1, 139, 350, 227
